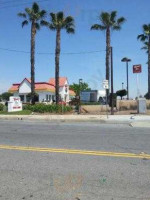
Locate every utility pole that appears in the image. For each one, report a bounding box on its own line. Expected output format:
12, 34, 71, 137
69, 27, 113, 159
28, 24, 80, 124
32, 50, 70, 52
78, 78, 83, 114
110, 46, 114, 115
122, 82, 124, 90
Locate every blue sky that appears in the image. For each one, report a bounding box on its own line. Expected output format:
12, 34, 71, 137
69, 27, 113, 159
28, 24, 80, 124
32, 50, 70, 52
0, 0, 150, 98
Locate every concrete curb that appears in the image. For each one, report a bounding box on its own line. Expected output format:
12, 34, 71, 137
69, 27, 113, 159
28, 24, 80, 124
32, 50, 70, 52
0, 114, 150, 124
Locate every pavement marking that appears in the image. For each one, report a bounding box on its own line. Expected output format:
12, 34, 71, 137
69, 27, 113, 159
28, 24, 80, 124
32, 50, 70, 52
0, 145, 150, 159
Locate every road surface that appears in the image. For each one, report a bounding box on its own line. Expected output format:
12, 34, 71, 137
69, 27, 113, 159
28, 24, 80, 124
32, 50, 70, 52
0, 120, 150, 200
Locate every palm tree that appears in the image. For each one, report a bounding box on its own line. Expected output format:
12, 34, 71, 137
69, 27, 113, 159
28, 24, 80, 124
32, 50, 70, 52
91, 11, 126, 93
137, 24, 150, 99
18, 2, 46, 104
41, 12, 75, 104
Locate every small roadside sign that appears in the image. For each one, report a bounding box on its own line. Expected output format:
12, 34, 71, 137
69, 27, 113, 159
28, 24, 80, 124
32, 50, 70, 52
133, 65, 142, 73
103, 80, 109, 89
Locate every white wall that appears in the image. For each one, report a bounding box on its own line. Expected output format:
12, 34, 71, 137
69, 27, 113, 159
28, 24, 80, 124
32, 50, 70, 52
38, 91, 54, 102
19, 80, 31, 94
59, 80, 69, 102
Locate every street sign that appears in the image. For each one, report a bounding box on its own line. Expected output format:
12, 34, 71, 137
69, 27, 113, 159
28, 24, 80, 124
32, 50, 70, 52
103, 80, 109, 89
133, 65, 142, 73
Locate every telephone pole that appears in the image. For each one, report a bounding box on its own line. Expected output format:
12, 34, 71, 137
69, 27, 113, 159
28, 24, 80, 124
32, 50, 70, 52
111, 46, 114, 115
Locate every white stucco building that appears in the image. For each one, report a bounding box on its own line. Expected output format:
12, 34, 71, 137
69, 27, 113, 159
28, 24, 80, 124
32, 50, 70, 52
9, 77, 75, 103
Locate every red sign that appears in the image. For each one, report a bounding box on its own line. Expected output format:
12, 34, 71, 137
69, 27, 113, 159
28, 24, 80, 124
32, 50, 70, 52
133, 65, 142, 73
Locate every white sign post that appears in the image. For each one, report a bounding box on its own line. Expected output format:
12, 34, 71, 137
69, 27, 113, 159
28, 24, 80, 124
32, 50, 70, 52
133, 65, 142, 99
8, 97, 22, 112
103, 80, 109, 119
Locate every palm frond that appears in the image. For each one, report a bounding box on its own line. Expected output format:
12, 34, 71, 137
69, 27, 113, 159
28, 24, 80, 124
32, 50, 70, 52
110, 11, 117, 23
137, 34, 147, 41
91, 24, 106, 30
40, 20, 49, 26
50, 13, 56, 23
35, 22, 40, 30
100, 12, 110, 26
143, 24, 148, 31
65, 16, 74, 24
57, 12, 64, 21
32, 2, 39, 13
112, 25, 121, 30
22, 20, 28, 27
66, 27, 75, 34
18, 12, 26, 18
40, 10, 46, 18
49, 24, 56, 30
117, 17, 126, 25
141, 46, 148, 50
143, 24, 150, 35
25, 8, 32, 15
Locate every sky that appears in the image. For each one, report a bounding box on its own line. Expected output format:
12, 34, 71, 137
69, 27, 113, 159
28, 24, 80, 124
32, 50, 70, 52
0, 0, 150, 98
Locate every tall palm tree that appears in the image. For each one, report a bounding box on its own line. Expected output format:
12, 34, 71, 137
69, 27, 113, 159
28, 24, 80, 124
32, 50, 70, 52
18, 2, 46, 104
91, 11, 126, 93
137, 24, 150, 99
41, 12, 75, 104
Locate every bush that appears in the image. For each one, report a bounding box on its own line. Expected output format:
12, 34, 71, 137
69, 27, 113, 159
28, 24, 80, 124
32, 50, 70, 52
23, 103, 72, 113
0, 103, 4, 111
1, 92, 12, 101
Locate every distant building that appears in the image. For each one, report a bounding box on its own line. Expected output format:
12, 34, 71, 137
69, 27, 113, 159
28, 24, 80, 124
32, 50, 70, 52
8, 77, 75, 103
80, 90, 106, 103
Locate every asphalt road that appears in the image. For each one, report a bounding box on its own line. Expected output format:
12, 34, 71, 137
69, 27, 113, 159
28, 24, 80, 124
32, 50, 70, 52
0, 120, 150, 200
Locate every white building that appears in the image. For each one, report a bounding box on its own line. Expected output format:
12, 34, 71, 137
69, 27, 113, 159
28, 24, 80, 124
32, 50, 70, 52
9, 77, 75, 103
80, 90, 106, 103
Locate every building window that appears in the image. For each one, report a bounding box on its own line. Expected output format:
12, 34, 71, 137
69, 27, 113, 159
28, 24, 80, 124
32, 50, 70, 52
49, 95, 51, 101
20, 95, 24, 102
46, 94, 48, 102
52, 95, 55, 102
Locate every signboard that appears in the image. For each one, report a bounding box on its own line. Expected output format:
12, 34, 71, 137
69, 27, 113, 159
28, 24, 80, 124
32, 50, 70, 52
8, 96, 22, 112
133, 65, 142, 73
103, 80, 109, 89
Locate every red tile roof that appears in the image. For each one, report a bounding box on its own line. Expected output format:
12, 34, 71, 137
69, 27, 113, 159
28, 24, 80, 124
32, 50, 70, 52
8, 77, 72, 94
49, 77, 67, 87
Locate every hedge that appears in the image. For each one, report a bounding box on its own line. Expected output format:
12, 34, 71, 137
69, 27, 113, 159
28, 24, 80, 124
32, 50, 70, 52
0, 103, 4, 111
23, 103, 72, 113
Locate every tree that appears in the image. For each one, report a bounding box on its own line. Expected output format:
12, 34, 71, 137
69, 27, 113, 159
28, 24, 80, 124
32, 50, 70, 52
18, 2, 46, 104
91, 11, 126, 93
1, 92, 12, 101
137, 24, 150, 99
116, 89, 127, 100
70, 82, 91, 96
145, 92, 150, 99
41, 12, 75, 104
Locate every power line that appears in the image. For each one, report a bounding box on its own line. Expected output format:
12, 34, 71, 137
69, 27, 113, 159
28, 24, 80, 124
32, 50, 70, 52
0, 47, 105, 55
0, 0, 50, 9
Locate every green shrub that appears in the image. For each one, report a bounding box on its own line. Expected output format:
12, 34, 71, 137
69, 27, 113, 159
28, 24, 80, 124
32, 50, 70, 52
0, 103, 4, 111
23, 103, 72, 113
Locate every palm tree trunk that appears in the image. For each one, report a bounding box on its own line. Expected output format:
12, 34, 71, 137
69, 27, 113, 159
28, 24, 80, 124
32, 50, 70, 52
31, 21, 36, 105
148, 35, 150, 99
55, 28, 61, 104
106, 27, 110, 96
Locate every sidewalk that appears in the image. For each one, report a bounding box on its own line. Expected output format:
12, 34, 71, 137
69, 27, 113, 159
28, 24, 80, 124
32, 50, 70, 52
0, 114, 150, 126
